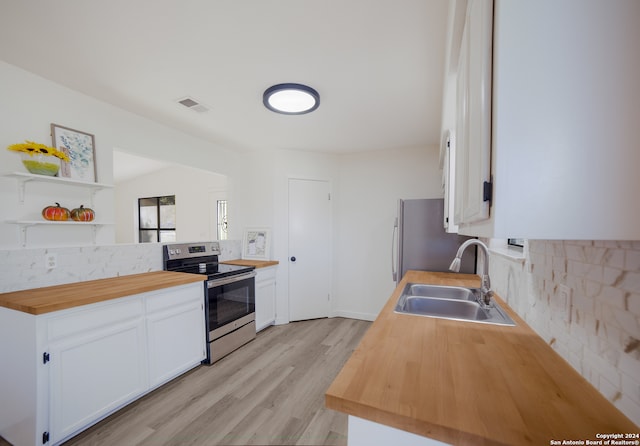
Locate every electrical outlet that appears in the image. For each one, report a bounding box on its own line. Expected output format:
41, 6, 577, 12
558, 284, 572, 323
45, 253, 57, 270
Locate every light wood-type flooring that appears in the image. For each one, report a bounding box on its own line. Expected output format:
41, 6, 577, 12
51, 317, 371, 446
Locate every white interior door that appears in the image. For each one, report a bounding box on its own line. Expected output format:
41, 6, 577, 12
288, 178, 331, 321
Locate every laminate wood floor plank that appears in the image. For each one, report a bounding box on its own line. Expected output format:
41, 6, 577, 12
60, 317, 370, 446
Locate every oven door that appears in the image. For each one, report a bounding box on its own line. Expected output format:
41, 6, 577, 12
207, 272, 256, 339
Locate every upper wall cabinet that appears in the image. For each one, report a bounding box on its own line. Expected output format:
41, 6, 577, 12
442, 0, 640, 240
453, 0, 492, 227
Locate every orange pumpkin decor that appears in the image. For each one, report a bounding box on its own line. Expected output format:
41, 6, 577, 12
71, 205, 95, 222
42, 203, 70, 221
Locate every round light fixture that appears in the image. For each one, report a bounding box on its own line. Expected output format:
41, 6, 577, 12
263, 83, 320, 115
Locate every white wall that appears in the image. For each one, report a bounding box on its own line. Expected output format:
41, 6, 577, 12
334, 146, 443, 320
114, 165, 227, 243
231, 148, 339, 324
0, 61, 237, 249
490, 240, 640, 426
230, 146, 442, 324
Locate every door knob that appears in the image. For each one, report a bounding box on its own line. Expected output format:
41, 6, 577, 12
290, 256, 296, 262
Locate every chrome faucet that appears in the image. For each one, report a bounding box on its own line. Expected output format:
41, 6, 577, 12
449, 239, 493, 307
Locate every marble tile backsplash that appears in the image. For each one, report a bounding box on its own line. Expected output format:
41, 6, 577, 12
489, 240, 640, 426
0, 240, 242, 293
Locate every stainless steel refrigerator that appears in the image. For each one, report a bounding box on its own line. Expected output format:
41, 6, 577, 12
392, 198, 476, 284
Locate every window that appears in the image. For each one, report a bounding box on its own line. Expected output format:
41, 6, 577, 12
138, 196, 176, 243
217, 200, 228, 240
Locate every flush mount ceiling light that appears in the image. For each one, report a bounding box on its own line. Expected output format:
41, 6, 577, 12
263, 83, 320, 115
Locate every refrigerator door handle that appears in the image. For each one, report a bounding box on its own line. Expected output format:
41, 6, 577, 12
391, 217, 398, 282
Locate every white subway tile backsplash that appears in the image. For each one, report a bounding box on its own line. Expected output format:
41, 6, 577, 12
621, 371, 640, 406
595, 285, 626, 310
0, 240, 244, 293
612, 309, 640, 337
599, 373, 621, 402
564, 244, 586, 262
603, 267, 625, 287
490, 239, 640, 426
619, 271, 640, 294
628, 293, 640, 314
584, 246, 608, 265
626, 250, 640, 271
568, 260, 603, 282
617, 354, 640, 385
604, 249, 626, 269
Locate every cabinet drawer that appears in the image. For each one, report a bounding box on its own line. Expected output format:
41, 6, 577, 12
145, 283, 204, 314
256, 266, 277, 282
47, 298, 143, 342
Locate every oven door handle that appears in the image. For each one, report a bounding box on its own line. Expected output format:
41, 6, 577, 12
207, 271, 256, 288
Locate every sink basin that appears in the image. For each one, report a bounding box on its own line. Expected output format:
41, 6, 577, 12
401, 296, 486, 319
394, 283, 516, 326
403, 283, 476, 301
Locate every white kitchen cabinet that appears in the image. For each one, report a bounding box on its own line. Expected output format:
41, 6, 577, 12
0, 281, 205, 446
48, 315, 147, 444
348, 416, 449, 446
255, 266, 277, 331
453, 0, 492, 226
146, 286, 206, 388
443, 0, 640, 239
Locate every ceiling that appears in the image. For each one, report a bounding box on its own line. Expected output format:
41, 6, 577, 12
0, 0, 449, 154
112, 151, 173, 183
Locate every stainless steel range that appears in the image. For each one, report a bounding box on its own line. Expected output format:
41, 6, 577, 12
163, 242, 256, 364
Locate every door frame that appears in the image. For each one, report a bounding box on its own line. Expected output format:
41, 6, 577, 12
286, 175, 333, 322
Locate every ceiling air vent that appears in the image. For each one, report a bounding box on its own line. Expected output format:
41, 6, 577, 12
177, 96, 209, 113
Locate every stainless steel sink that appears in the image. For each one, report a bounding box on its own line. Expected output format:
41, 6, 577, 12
403, 284, 476, 300
394, 283, 516, 326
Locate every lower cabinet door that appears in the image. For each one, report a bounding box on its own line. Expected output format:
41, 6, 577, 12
48, 319, 147, 443
146, 300, 206, 388
255, 267, 277, 331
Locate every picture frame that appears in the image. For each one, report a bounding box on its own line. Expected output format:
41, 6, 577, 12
51, 123, 97, 182
242, 228, 271, 260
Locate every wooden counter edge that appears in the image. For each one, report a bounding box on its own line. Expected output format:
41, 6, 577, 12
0, 271, 207, 315
221, 259, 279, 268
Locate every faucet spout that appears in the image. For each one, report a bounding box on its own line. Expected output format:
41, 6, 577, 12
449, 239, 493, 307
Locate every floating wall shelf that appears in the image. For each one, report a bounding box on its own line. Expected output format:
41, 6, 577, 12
2, 172, 113, 204
4, 220, 115, 247
1, 172, 115, 247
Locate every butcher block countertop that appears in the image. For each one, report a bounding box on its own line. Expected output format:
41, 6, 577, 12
221, 259, 279, 268
0, 271, 207, 315
325, 271, 638, 445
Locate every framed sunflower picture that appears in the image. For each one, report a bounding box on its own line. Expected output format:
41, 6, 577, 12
51, 123, 97, 182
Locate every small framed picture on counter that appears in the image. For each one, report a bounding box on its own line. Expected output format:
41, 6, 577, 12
243, 228, 271, 260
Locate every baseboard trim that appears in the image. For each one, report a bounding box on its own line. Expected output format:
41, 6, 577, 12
332, 310, 377, 322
